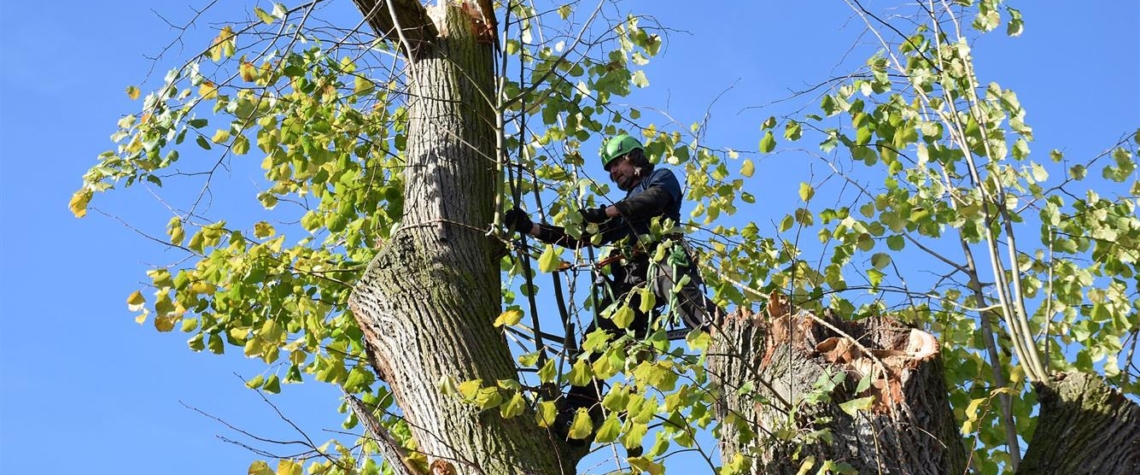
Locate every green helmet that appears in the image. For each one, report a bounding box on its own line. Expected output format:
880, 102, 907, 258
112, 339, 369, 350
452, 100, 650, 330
601, 134, 643, 170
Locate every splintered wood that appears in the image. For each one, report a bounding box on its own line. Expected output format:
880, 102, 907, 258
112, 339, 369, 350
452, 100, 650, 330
739, 291, 941, 412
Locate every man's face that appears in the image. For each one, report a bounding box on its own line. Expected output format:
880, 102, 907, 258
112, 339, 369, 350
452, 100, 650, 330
608, 156, 638, 191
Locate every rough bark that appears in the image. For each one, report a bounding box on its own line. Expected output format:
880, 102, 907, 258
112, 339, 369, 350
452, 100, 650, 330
1017, 371, 1140, 475
348, 3, 575, 474
709, 295, 966, 474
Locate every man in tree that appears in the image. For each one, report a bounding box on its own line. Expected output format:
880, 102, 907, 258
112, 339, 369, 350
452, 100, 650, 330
505, 134, 724, 438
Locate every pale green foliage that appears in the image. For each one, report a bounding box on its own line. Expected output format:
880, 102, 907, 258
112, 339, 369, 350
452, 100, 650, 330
75, 0, 1138, 474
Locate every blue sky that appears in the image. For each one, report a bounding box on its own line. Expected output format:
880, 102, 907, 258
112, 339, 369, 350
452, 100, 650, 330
1, 1, 1136, 474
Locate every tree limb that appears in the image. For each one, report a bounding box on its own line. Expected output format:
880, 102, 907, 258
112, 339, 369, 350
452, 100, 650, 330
351, 0, 438, 55
343, 391, 419, 475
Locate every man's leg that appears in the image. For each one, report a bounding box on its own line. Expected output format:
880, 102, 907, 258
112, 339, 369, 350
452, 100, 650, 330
652, 244, 724, 330
559, 274, 652, 443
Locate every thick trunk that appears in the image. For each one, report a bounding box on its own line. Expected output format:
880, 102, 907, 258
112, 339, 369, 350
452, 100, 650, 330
349, 4, 573, 474
710, 296, 966, 474
1017, 371, 1140, 475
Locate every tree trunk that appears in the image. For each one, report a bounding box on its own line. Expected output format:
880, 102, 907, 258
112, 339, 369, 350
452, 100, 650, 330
709, 295, 966, 474
1017, 371, 1140, 475
349, 4, 575, 474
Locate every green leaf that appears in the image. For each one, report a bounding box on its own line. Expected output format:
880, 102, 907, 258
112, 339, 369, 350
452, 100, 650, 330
871, 253, 891, 269
211, 129, 231, 144
779, 215, 794, 233
567, 408, 593, 439
500, 391, 526, 419
535, 401, 558, 428
246, 374, 266, 389
886, 235, 905, 251
263, 374, 281, 394
1006, 7, 1024, 36
759, 131, 776, 153
125, 85, 140, 100
611, 305, 635, 329
582, 329, 613, 353
595, 414, 622, 443
784, 120, 802, 140
638, 286, 655, 314
537, 358, 556, 383
568, 358, 592, 386
557, 4, 572, 19
254, 7, 275, 25
839, 396, 874, 415
208, 333, 224, 354
232, 134, 250, 155
538, 245, 560, 273
517, 351, 541, 367
867, 269, 885, 288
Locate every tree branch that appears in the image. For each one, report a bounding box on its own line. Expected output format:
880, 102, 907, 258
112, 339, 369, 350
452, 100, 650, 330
351, 0, 438, 55
343, 392, 419, 475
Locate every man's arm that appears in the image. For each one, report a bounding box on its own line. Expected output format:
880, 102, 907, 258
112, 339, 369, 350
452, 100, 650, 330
612, 169, 682, 221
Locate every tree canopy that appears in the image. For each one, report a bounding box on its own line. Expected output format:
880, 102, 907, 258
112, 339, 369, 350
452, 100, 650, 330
72, 0, 1138, 473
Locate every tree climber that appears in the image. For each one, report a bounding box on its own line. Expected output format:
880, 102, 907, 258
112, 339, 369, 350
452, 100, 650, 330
504, 134, 724, 441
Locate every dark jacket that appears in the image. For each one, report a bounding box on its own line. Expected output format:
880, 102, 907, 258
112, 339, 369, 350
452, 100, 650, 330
535, 166, 683, 248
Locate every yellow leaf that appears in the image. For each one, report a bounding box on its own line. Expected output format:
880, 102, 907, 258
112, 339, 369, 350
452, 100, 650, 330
134, 309, 149, 325
191, 281, 215, 295
537, 245, 560, 273
611, 305, 635, 329
240, 62, 258, 82
229, 327, 252, 340
457, 379, 482, 400
354, 76, 374, 96
168, 217, 185, 245
212, 129, 231, 144
638, 286, 655, 314
69, 189, 92, 218
125, 85, 140, 100
494, 308, 524, 327
199, 81, 218, 100
740, 159, 755, 178
799, 182, 815, 202
254, 221, 275, 239
248, 460, 274, 475
276, 460, 301, 475
127, 290, 146, 311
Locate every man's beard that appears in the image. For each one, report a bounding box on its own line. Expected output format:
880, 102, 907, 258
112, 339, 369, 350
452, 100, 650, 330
615, 168, 640, 191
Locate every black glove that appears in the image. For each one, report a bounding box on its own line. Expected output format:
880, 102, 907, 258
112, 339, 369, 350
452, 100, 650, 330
504, 208, 533, 235
580, 205, 609, 223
